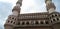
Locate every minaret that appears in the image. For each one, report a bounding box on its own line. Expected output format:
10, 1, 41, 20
12, 0, 22, 16
45, 0, 56, 13
4, 0, 23, 29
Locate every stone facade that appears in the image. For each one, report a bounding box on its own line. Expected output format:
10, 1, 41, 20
4, 0, 60, 29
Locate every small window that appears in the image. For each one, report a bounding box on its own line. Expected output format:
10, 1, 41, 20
50, 17, 51, 19
22, 22, 25, 25
40, 21, 43, 24
17, 22, 20, 25
9, 17, 11, 18
26, 22, 29, 25
55, 14, 57, 16
53, 19, 56, 21
51, 21, 52, 23
12, 17, 14, 19
8, 20, 9, 23
15, 18, 16, 20
11, 21, 13, 23
45, 21, 49, 24
35, 21, 39, 24
52, 15, 54, 17
13, 22, 15, 24
8, 17, 11, 19
51, 20, 52, 23
57, 18, 59, 21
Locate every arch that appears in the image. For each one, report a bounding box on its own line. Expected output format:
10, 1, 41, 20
57, 18, 59, 21
53, 19, 56, 21
55, 14, 58, 16
17, 22, 20, 25
22, 22, 25, 25
35, 21, 39, 24
52, 15, 54, 17
51, 20, 52, 23
13, 22, 15, 24
26, 22, 29, 25
11, 21, 13, 23
45, 21, 49, 24
40, 21, 44, 24
8, 20, 10, 23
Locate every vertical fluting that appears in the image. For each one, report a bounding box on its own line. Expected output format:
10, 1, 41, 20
45, 0, 56, 13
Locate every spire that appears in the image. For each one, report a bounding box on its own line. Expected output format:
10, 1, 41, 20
16, 0, 23, 6
12, 0, 23, 16
45, 0, 56, 13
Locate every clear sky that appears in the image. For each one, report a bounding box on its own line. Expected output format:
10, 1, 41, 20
0, 0, 60, 29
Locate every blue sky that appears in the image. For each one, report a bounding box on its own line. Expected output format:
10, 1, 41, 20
0, 0, 60, 29
0, 2, 12, 29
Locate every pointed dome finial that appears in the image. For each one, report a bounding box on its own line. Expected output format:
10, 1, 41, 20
16, 0, 23, 6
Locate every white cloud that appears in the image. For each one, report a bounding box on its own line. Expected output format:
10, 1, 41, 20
0, 0, 47, 14
0, 0, 17, 3
21, 0, 36, 13
0, 0, 59, 14
0, 0, 18, 6
21, 0, 46, 14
